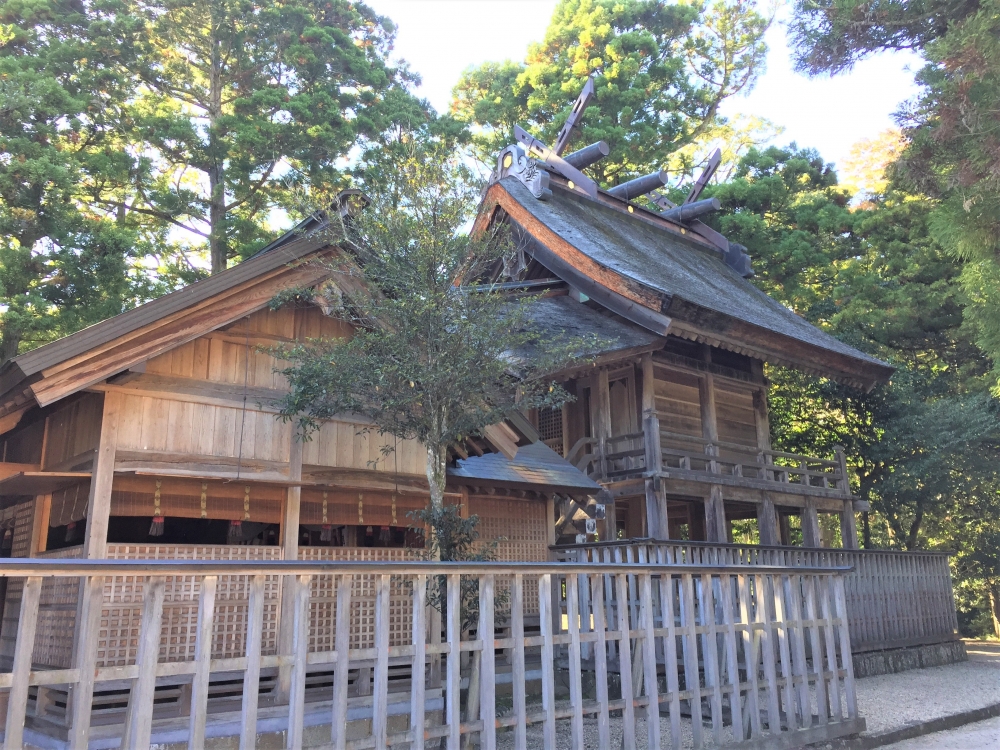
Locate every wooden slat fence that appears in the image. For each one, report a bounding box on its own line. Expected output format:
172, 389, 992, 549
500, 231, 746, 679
557, 541, 959, 654
0, 558, 863, 749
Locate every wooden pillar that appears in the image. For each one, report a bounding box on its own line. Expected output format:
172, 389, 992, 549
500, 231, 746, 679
82, 392, 122, 560
840, 500, 860, 549
757, 492, 779, 546
545, 494, 557, 558
704, 487, 727, 543
643, 479, 668, 541
778, 512, 792, 546
276, 424, 304, 701
801, 500, 821, 548
30, 494, 51, 555
698, 370, 726, 543
640, 355, 662, 472
594, 368, 611, 479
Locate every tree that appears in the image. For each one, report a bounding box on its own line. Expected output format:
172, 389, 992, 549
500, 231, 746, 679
706, 144, 996, 550
121, 0, 415, 274
451, 0, 770, 185
276, 149, 593, 511
0, 1, 176, 358
787, 0, 977, 75
788, 0, 1000, 385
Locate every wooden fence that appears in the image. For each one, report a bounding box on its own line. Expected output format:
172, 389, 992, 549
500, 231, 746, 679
556, 540, 959, 654
0, 558, 863, 749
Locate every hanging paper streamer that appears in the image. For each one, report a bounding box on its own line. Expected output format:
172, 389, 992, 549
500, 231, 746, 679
200, 483, 208, 519
244, 486, 251, 521
320, 491, 332, 542
391, 494, 397, 526
149, 480, 165, 537
357, 492, 364, 524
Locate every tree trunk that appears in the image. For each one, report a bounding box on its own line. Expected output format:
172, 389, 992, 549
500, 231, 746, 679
906, 506, 924, 551
207, 14, 226, 274
0, 326, 20, 363
990, 582, 1000, 639
862, 511, 871, 549
426, 442, 447, 510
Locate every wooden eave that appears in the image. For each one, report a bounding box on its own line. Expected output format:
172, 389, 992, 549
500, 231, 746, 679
0, 235, 337, 421
477, 182, 893, 391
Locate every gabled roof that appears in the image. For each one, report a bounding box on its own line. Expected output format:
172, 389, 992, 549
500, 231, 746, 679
515, 294, 664, 366
482, 176, 893, 390
0, 231, 332, 420
447, 440, 601, 496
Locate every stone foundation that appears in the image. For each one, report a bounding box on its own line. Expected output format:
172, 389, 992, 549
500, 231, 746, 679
852, 639, 968, 678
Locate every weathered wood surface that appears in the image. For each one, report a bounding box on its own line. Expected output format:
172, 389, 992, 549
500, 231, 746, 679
558, 540, 960, 655
0, 557, 863, 749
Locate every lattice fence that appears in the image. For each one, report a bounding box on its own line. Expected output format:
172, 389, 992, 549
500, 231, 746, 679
96, 544, 282, 667
469, 496, 548, 617
299, 546, 423, 651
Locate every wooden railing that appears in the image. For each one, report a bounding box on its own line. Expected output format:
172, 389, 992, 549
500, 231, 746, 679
567, 431, 851, 497
0, 558, 863, 749
659, 432, 850, 497
556, 540, 960, 655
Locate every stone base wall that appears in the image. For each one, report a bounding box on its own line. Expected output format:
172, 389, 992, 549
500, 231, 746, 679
852, 639, 968, 678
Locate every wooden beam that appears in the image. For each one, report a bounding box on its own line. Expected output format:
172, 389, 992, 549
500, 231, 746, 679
83, 392, 121, 559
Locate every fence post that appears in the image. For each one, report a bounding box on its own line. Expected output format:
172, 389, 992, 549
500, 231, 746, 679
3, 576, 41, 750
122, 577, 166, 749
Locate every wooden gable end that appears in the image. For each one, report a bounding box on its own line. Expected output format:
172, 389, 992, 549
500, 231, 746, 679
27, 259, 330, 409
95, 304, 427, 482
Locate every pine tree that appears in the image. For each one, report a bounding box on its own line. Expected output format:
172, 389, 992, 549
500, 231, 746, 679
451, 0, 770, 185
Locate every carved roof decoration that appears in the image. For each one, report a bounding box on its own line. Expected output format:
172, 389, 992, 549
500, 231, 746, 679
480, 78, 893, 391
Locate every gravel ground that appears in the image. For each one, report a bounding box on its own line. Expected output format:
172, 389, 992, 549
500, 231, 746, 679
492, 659, 1000, 749
855, 660, 1000, 736
879, 715, 1000, 749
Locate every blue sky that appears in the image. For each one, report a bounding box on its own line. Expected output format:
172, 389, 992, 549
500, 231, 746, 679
366, 0, 924, 169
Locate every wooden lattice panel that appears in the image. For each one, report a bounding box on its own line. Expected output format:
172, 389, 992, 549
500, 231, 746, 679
299, 547, 423, 652
97, 544, 282, 667
34, 546, 84, 668
469, 496, 548, 616
0, 500, 40, 668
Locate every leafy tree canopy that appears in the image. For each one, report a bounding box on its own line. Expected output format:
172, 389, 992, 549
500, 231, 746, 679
0, 1, 180, 358
277, 147, 595, 510
451, 0, 771, 185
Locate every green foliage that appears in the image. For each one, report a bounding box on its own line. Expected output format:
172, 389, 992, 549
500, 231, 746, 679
788, 0, 977, 74
0, 0, 179, 358
715, 144, 1000, 633
789, 0, 1000, 388
451, 0, 770, 185
408, 504, 509, 632
276, 148, 596, 509
125, 0, 417, 273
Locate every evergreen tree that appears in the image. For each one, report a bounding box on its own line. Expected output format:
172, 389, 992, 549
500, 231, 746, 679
789, 0, 1000, 385
277, 148, 593, 511
451, 0, 770, 185
123, 0, 415, 274
0, 1, 173, 358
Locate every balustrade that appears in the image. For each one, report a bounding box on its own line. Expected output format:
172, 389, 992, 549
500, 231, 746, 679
557, 540, 959, 655
0, 557, 864, 749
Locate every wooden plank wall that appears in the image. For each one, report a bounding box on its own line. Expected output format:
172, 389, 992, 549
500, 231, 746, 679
0, 500, 41, 669
714, 385, 758, 448
651, 365, 703, 445
42, 394, 103, 471
115, 305, 425, 474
